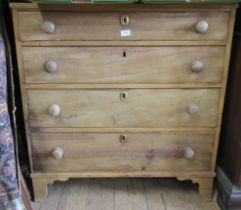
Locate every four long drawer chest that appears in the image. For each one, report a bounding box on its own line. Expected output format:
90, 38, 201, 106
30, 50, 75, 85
10, 2, 238, 201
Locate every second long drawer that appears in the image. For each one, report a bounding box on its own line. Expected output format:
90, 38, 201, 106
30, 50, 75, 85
22, 46, 225, 84
27, 89, 219, 128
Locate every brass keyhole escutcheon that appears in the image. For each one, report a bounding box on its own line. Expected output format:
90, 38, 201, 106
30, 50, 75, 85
121, 15, 130, 27
119, 134, 128, 144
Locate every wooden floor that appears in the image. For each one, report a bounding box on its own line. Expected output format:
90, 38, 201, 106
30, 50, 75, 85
32, 178, 220, 210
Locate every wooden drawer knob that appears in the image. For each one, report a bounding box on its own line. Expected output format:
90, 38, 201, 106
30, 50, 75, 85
187, 104, 200, 114
44, 60, 58, 73
51, 147, 64, 160
120, 15, 130, 27
48, 104, 61, 117
41, 21, 55, 33
119, 134, 128, 144
184, 147, 195, 159
195, 20, 209, 34
120, 91, 128, 102
191, 60, 204, 73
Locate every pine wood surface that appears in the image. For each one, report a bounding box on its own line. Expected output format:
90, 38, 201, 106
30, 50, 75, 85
20, 40, 227, 46
31, 178, 220, 210
18, 11, 229, 41
31, 132, 213, 172
27, 89, 219, 128
10, 2, 237, 201
22, 46, 225, 84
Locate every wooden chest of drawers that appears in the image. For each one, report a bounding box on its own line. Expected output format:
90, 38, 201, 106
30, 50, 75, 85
10, 2, 237, 201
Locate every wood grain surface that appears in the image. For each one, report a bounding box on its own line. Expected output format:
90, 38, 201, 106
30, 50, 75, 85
22, 46, 225, 84
10, 2, 237, 201
31, 132, 213, 172
18, 11, 229, 41
27, 89, 219, 128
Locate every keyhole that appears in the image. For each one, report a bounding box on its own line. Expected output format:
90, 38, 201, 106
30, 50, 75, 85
121, 15, 130, 26
123, 51, 127, 58
120, 91, 128, 102
120, 134, 128, 143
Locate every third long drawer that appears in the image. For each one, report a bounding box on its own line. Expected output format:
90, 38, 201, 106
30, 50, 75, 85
27, 88, 219, 128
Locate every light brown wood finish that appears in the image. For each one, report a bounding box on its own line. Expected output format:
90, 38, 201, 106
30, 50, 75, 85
31, 171, 215, 179
10, 2, 237, 201
198, 177, 214, 200
20, 40, 227, 46
27, 89, 219, 128
30, 127, 216, 133
32, 178, 52, 202
24, 83, 223, 89
31, 132, 213, 172
210, 9, 237, 172
22, 46, 225, 84
11, 8, 37, 172
18, 11, 229, 41
30, 171, 216, 201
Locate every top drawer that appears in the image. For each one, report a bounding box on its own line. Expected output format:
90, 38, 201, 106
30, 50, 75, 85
17, 11, 229, 41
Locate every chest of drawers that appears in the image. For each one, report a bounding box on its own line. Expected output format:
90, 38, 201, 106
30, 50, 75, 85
10, 2, 237, 201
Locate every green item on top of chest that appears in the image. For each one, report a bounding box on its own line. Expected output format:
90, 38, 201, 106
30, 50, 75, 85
30, 0, 138, 3
141, 0, 241, 3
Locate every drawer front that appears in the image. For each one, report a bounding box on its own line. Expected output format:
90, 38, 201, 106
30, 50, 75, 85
18, 11, 229, 41
27, 89, 219, 128
22, 46, 225, 84
31, 132, 213, 172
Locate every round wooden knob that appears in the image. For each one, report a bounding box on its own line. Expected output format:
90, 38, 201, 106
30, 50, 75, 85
187, 104, 200, 114
120, 15, 130, 27
119, 134, 128, 144
44, 60, 58, 73
51, 147, 64, 160
191, 60, 204, 73
41, 21, 55, 33
48, 104, 61, 117
195, 20, 209, 34
184, 147, 195, 159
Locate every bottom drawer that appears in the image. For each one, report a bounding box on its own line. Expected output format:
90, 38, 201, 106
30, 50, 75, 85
31, 132, 213, 172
